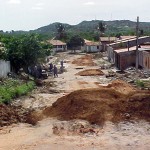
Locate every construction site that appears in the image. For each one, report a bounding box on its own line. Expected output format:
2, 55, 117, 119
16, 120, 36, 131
0, 52, 150, 150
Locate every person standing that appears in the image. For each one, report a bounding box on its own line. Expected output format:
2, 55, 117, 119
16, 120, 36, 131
60, 60, 63, 67
53, 65, 58, 77
49, 63, 53, 72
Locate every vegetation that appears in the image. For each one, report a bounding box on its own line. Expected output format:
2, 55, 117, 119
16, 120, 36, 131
0, 78, 35, 104
67, 35, 84, 52
55, 23, 67, 40
0, 34, 52, 73
135, 80, 145, 88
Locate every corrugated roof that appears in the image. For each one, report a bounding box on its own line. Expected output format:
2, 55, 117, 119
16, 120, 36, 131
110, 36, 150, 46
140, 45, 150, 49
47, 40, 66, 46
84, 39, 101, 46
84, 39, 100, 46
85, 42, 99, 46
114, 46, 136, 53
120, 36, 136, 40
100, 37, 117, 42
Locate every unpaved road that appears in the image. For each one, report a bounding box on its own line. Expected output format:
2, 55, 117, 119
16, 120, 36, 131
0, 52, 150, 150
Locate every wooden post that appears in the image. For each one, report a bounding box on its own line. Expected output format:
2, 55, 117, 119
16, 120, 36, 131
136, 16, 139, 71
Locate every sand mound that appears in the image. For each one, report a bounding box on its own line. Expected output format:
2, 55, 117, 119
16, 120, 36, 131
72, 55, 96, 66
0, 104, 32, 127
76, 69, 104, 76
42, 88, 150, 126
106, 79, 135, 95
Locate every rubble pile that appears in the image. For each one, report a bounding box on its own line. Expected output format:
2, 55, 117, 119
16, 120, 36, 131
76, 69, 104, 76
52, 120, 99, 136
106, 68, 150, 89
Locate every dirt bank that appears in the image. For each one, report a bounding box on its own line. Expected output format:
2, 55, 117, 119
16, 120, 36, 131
0, 104, 32, 127
76, 69, 104, 76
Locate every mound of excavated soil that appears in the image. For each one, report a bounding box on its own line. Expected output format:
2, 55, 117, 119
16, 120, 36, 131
106, 79, 136, 95
76, 69, 104, 76
0, 104, 32, 127
72, 55, 96, 66
42, 88, 150, 126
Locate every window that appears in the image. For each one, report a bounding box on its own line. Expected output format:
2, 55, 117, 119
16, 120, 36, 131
58, 45, 62, 48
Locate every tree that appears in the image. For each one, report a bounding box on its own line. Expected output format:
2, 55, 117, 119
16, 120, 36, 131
97, 21, 106, 51
3, 34, 51, 73
67, 35, 84, 53
98, 22, 106, 35
56, 23, 67, 40
97, 22, 106, 40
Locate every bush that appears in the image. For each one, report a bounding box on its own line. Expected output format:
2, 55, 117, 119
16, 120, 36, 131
135, 80, 145, 88
0, 79, 35, 104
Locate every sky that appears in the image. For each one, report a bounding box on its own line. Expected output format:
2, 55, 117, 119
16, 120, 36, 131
0, 0, 150, 31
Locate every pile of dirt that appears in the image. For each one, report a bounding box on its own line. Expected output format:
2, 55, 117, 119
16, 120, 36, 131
76, 69, 104, 76
72, 55, 96, 66
42, 88, 150, 126
0, 104, 33, 127
106, 79, 136, 95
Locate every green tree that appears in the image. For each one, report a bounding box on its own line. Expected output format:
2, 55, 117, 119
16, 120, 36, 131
56, 23, 67, 40
67, 35, 84, 53
3, 34, 51, 73
98, 22, 106, 35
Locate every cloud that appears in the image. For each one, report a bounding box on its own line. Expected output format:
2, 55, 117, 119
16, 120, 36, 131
32, 2, 44, 10
7, 0, 21, 4
32, 6, 43, 10
36, 2, 44, 6
84, 1, 95, 6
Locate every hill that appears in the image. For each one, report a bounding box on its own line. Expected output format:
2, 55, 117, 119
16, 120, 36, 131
2, 20, 150, 40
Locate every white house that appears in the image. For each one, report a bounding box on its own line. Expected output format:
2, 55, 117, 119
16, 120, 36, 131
84, 39, 102, 53
47, 40, 67, 52
0, 60, 10, 77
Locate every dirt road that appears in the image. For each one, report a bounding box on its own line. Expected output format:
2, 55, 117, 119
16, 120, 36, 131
0, 52, 150, 150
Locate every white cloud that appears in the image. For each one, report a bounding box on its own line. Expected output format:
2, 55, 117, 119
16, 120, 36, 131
84, 1, 95, 5
32, 6, 43, 10
36, 2, 44, 6
31, 2, 44, 10
7, 0, 21, 4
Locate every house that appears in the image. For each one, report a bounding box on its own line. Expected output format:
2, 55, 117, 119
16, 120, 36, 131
84, 39, 102, 53
98, 37, 117, 51
113, 47, 136, 70
107, 36, 150, 63
107, 36, 150, 70
138, 46, 150, 70
0, 60, 11, 77
108, 45, 150, 70
0, 42, 11, 77
47, 40, 67, 52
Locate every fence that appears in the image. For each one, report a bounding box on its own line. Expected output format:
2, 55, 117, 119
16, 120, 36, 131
0, 60, 10, 77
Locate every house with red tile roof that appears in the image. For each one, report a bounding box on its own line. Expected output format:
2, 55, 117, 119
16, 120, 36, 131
84, 39, 102, 53
47, 39, 67, 52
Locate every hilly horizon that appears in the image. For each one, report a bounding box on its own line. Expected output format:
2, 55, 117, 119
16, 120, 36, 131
3, 20, 150, 40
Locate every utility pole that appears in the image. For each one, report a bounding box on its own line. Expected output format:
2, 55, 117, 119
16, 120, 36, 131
136, 16, 139, 71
